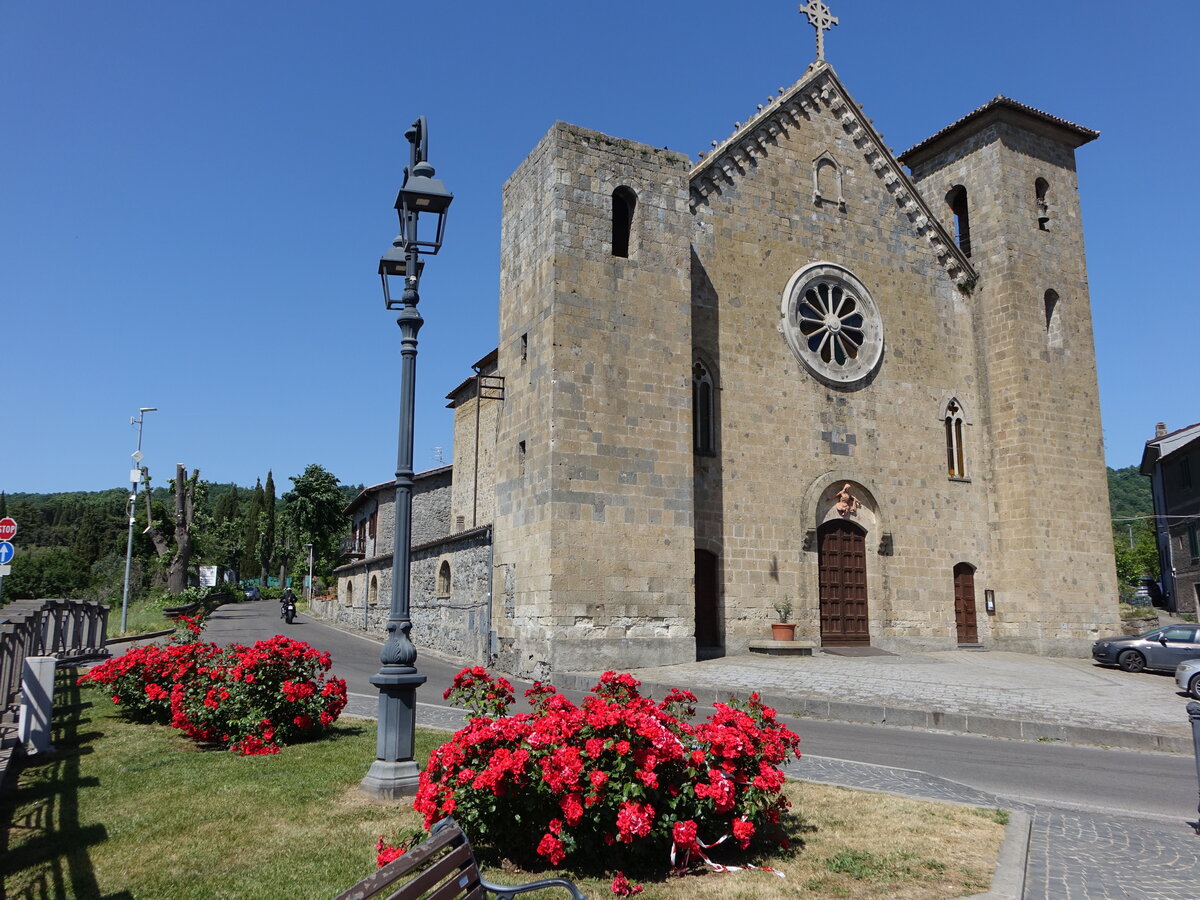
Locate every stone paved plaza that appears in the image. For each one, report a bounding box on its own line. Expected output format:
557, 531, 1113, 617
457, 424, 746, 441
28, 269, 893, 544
792, 755, 1200, 900
615, 648, 1193, 752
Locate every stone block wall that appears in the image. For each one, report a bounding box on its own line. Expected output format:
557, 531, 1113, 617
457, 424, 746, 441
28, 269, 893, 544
904, 108, 1120, 653
411, 467, 453, 546
689, 68, 995, 654
450, 360, 500, 534
492, 122, 697, 678
411, 529, 493, 664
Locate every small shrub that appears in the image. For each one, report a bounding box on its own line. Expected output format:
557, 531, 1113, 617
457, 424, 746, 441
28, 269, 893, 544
79, 635, 348, 755
414, 668, 801, 874
78, 640, 223, 722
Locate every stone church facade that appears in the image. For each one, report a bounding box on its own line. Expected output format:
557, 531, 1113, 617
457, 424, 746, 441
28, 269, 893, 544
325, 49, 1120, 679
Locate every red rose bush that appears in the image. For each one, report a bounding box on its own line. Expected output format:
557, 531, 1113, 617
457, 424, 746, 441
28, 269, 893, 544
79, 635, 347, 755
414, 668, 801, 874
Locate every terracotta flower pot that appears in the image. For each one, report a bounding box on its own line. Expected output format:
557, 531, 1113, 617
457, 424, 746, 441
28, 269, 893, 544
771, 622, 796, 641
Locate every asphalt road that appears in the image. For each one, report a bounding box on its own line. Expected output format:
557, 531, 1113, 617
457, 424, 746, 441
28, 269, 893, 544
205, 600, 1199, 823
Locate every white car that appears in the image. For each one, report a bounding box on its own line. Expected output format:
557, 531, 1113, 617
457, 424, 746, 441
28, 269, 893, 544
1174, 658, 1200, 700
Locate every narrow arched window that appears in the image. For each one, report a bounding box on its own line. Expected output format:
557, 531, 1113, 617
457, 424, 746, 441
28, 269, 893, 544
345, 580, 354, 607
369, 575, 379, 606
612, 186, 637, 258
437, 560, 451, 597
944, 399, 967, 478
946, 185, 972, 257
692, 359, 715, 454
1044, 289, 1062, 349
1035, 178, 1050, 230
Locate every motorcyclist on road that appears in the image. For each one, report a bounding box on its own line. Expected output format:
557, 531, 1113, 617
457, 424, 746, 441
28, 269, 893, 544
280, 588, 296, 619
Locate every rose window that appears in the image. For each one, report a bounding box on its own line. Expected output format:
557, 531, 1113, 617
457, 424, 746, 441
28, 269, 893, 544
781, 263, 883, 386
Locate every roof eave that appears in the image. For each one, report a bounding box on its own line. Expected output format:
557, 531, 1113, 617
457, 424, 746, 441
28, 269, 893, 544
899, 97, 1098, 170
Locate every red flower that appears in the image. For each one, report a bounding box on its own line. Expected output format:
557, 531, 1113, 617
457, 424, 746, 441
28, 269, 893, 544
611, 872, 643, 895
615, 802, 654, 843
732, 817, 755, 849
537, 832, 566, 866
671, 819, 699, 850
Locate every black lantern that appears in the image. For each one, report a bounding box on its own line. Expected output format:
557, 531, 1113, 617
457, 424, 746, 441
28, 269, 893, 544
377, 128, 451, 311
378, 243, 424, 310
395, 160, 453, 253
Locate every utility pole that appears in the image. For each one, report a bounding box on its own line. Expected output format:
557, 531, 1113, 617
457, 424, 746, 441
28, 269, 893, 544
120, 407, 156, 633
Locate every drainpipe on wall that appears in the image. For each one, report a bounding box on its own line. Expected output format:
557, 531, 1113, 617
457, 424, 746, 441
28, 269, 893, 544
485, 525, 495, 664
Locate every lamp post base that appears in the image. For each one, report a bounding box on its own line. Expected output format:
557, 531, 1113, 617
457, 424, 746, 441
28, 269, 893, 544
361, 759, 425, 800
361, 667, 428, 800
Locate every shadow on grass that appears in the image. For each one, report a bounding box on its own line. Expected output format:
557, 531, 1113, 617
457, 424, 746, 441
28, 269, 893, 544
0, 668, 133, 900
466, 805, 818, 890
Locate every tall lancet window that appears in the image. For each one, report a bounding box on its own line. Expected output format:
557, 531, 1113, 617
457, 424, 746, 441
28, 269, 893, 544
693, 359, 715, 455
612, 186, 637, 258
1035, 178, 1050, 230
946, 185, 972, 257
944, 399, 967, 478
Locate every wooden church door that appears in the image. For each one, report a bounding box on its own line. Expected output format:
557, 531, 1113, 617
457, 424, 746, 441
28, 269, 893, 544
818, 520, 869, 645
953, 563, 979, 644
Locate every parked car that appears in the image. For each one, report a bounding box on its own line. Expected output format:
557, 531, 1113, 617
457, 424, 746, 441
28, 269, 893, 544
1092, 624, 1200, 673
1176, 659, 1200, 699
244, 584, 261, 601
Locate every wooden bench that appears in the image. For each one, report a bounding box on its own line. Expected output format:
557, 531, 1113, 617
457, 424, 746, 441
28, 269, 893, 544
334, 817, 589, 900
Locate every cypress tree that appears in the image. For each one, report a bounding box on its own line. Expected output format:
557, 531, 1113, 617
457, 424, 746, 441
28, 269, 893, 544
241, 479, 264, 577
262, 471, 276, 584
214, 483, 241, 524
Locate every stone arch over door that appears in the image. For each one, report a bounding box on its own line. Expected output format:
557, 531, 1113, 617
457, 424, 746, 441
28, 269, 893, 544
799, 474, 884, 648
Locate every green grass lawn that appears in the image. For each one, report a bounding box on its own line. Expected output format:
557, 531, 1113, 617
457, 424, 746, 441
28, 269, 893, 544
3, 672, 1005, 899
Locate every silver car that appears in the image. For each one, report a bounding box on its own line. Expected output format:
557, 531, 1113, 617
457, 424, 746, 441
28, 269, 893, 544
1091, 624, 1200, 673
1176, 658, 1200, 699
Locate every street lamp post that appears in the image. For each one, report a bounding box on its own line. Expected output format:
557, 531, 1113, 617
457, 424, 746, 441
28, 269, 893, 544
120, 407, 156, 633
305, 542, 314, 602
361, 116, 453, 800
1189, 702, 1200, 834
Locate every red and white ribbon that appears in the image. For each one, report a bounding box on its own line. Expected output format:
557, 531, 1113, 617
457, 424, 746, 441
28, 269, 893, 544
670, 833, 786, 879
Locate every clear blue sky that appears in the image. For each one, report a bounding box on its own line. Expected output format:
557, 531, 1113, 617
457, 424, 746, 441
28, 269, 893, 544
3, 1, 1195, 494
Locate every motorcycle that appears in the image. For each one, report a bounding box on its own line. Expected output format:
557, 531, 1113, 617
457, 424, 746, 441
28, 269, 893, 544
282, 596, 297, 624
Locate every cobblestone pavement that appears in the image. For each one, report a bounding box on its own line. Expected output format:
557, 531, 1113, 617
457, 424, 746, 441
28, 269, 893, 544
621, 650, 1192, 750
791, 754, 1200, 899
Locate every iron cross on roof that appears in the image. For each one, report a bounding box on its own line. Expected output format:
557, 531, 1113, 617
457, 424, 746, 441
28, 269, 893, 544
799, 0, 839, 61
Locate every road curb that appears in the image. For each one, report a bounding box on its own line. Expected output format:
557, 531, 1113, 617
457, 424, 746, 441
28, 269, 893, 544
553, 672, 1191, 753
962, 809, 1030, 900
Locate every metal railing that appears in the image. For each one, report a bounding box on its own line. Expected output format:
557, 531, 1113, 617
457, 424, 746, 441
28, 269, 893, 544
1, 598, 109, 719
340, 535, 367, 558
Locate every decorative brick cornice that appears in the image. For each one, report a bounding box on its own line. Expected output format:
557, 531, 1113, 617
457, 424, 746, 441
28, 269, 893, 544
689, 61, 975, 289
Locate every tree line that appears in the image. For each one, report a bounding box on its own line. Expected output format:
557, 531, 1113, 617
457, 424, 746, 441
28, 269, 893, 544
1106, 465, 1159, 597
0, 464, 361, 605
0, 464, 1164, 606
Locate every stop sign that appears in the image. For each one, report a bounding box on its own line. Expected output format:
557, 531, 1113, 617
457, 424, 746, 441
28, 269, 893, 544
0, 518, 16, 541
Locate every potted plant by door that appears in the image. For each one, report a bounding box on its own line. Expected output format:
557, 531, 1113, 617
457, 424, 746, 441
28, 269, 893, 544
771, 599, 796, 641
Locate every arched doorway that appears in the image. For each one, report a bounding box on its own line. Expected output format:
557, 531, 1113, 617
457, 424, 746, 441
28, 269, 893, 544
953, 563, 979, 644
818, 519, 869, 645
694, 549, 721, 656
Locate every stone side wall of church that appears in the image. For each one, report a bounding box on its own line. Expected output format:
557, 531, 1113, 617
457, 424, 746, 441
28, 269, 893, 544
491, 122, 697, 679
411, 468, 453, 545
451, 380, 500, 533
906, 119, 1120, 653
690, 75, 998, 654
